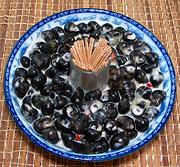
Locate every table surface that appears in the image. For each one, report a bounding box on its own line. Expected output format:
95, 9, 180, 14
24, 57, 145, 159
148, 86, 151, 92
0, 0, 180, 166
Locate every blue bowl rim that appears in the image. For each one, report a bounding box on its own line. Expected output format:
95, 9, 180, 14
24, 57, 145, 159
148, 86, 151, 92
3, 8, 176, 162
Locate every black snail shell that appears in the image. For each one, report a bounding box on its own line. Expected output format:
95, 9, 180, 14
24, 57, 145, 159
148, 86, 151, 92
61, 131, 76, 148
123, 63, 137, 79
57, 43, 70, 54
85, 121, 103, 141
108, 68, 124, 89
114, 26, 126, 33
42, 30, 56, 41
86, 21, 100, 33
129, 51, 146, 65
135, 117, 149, 132
85, 89, 102, 101
15, 68, 27, 79
110, 132, 129, 150
33, 116, 54, 134
13, 76, 29, 98
135, 69, 149, 83
104, 119, 118, 134
150, 70, 164, 87
105, 30, 123, 46
29, 50, 41, 58
27, 65, 39, 78
105, 103, 118, 119
145, 52, 159, 68
123, 130, 138, 140
122, 80, 136, 91
52, 74, 68, 92
45, 66, 60, 78
51, 52, 71, 69
101, 23, 113, 34
21, 103, 38, 123
42, 127, 59, 144
77, 23, 87, 34
142, 107, 159, 122
71, 138, 92, 154
92, 108, 107, 123
55, 116, 72, 132
70, 87, 84, 104
139, 42, 152, 54
51, 26, 65, 39
101, 89, 120, 102
31, 53, 50, 70
61, 51, 71, 63
123, 31, 136, 42
40, 83, 54, 97
41, 98, 54, 115
118, 98, 130, 114
131, 98, 148, 117
22, 96, 31, 105
116, 56, 128, 66
117, 42, 134, 56
79, 103, 91, 116
31, 94, 42, 109
63, 104, 79, 119
117, 116, 135, 131
150, 90, 166, 107
133, 40, 152, 54
90, 29, 101, 39
120, 88, 135, 102
52, 73, 68, 84
51, 53, 62, 67
60, 83, 74, 98
120, 81, 136, 101
89, 100, 103, 113
31, 72, 47, 91
20, 56, 30, 68
116, 42, 128, 55
41, 40, 58, 54
64, 22, 79, 33
141, 63, 153, 74
108, 74, 124, 89
53, 95, 68, 110
92, 137, 109, 154
71, 113, 89, 133
54, 56, 70, 70
36, 42, 45, 52
57, 34, 75, 45
136, 86, 152, 99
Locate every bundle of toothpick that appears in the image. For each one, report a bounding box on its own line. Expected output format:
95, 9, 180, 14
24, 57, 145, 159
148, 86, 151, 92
70, 37, 113, 72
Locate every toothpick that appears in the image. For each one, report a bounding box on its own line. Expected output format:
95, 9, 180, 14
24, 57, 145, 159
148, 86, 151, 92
91, 47, 111, 68
70, 37, 111, 72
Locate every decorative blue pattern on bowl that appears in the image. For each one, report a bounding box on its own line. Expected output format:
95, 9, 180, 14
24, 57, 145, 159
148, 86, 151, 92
4, 8, 176, 161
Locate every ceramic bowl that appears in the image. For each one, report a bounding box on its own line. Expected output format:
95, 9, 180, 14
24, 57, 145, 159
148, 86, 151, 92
4, 8, 176, 161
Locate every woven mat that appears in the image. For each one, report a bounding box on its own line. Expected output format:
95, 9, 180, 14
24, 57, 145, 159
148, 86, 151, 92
0, 0, 180, 166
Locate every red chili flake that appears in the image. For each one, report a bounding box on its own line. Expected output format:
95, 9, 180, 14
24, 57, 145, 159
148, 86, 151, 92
147, 82, 153, 88
75, 134, 81, 141
111, 52, 116, 60
85, 111, 91, 117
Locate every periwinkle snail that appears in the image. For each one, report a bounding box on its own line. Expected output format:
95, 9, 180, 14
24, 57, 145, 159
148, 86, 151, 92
12, 21, 166, 154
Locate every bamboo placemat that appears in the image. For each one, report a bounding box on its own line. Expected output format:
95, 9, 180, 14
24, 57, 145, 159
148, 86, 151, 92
0, 0, 180, 166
